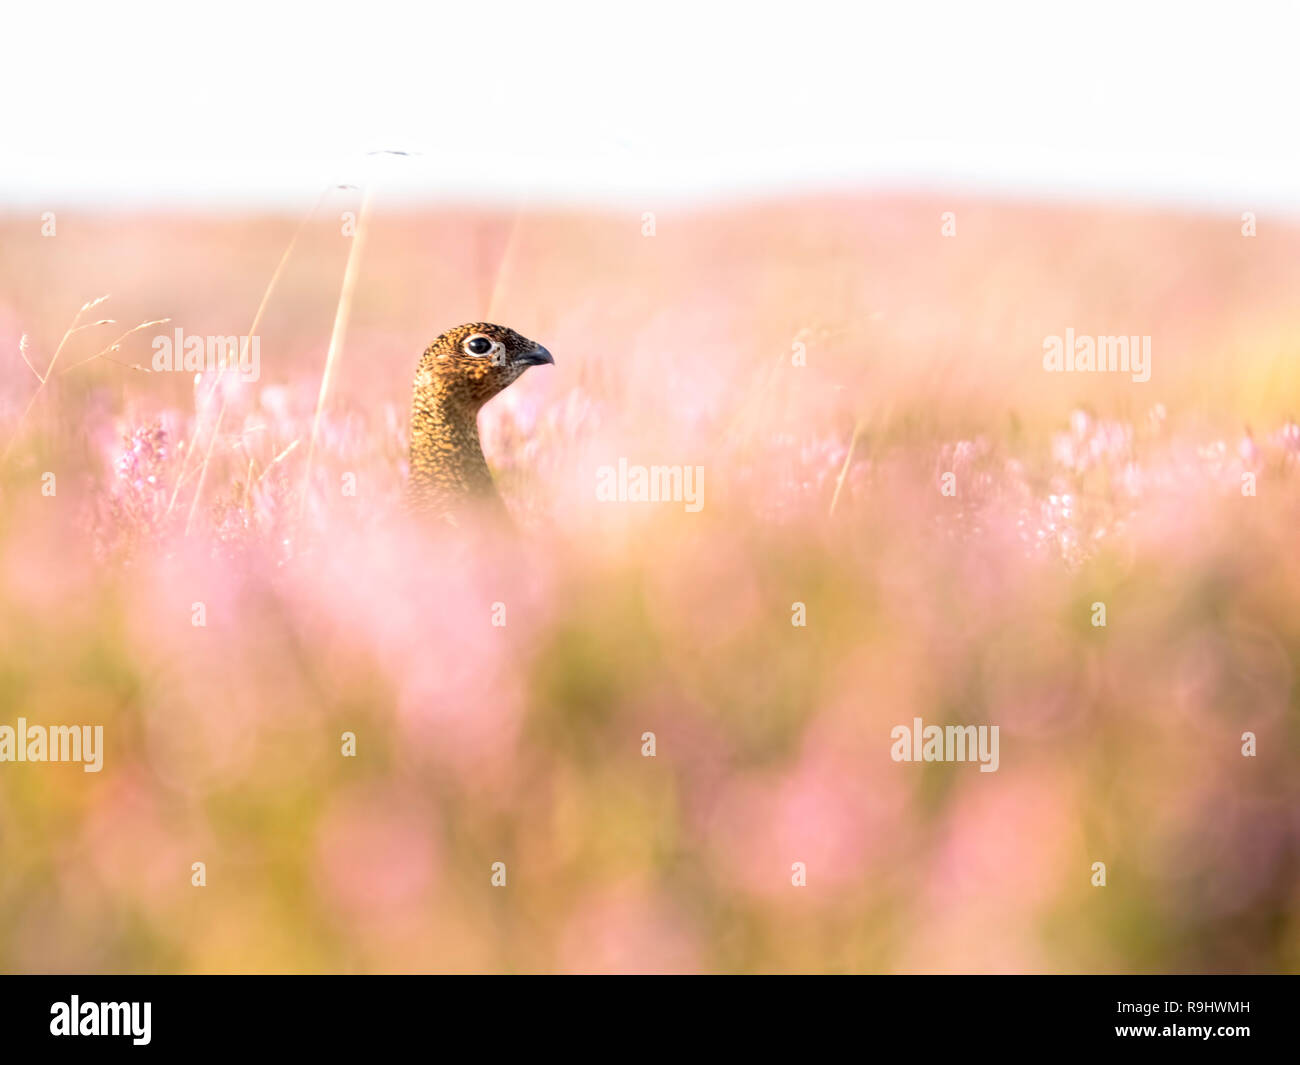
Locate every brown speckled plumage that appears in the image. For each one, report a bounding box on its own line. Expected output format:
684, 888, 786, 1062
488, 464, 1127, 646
407, 322, 553, 522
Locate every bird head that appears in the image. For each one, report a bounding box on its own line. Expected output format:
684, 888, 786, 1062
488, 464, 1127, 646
416, 322, 553, 409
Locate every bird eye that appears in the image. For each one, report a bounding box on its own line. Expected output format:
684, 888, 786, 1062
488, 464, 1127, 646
464, 335, 493, 356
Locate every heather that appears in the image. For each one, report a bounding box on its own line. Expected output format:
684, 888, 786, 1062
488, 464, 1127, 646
0, 197, 1297, 972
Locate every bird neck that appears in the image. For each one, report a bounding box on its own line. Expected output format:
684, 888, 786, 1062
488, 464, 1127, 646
408, 378, 501, 513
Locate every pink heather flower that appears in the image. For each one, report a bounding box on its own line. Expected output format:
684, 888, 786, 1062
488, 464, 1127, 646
558, 884, 701, 974
315, 786, 441, 920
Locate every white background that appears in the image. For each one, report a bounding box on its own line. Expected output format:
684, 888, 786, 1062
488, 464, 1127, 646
3, 0, 1298, 210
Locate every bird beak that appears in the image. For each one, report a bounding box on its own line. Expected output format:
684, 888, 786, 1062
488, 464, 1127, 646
519, 344, 554, 367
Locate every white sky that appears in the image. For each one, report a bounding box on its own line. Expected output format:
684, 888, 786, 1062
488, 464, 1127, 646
4, 0, 1299, 210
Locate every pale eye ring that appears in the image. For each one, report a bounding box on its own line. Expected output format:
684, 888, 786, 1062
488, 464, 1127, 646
464, 334, 493, 356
